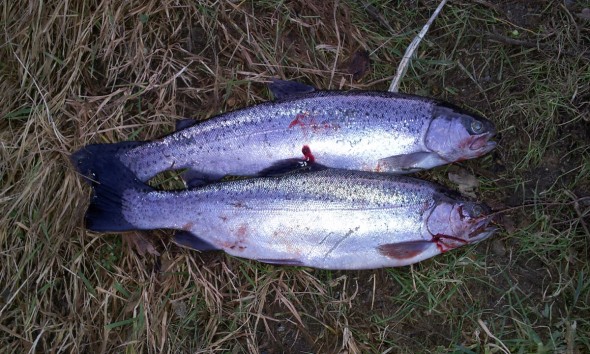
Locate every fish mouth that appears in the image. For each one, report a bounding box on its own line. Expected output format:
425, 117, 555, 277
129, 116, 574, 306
468, 220, 497, 242
469, 226, 497, 243
470, 134, 497, 152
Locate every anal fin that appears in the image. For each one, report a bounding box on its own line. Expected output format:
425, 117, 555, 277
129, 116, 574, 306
173, 230, 220, 251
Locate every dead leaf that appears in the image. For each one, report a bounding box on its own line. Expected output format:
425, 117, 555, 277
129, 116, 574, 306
158, 251, 174, 281
124, 231, 161, 256
347, 49, 370, 81
171, 301, 187, 317
448, 168, 480, 198
500, 215, 516, 234
491, 239, 507, 257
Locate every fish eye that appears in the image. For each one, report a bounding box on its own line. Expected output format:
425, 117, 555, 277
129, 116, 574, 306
471, 205, 483, 217
461, 203, 483, 218
471, 120, 484, 134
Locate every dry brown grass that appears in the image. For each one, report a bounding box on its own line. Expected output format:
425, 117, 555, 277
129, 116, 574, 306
1, 0, 589, 353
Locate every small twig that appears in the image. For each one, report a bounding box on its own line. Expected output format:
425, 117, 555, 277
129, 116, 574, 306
470, 0, 502, 12
329, 0, 341, 88
359, 1, 397, 35
370, 273, 376, 311
486, 32, 589, 59
565, 190, 590, 237
389, 0, 448, 92
485, 197, 590, 220
560, 2, 581, 45
13, 52, 65, 144
486, 32, 541, 48
478, 319, 511, 354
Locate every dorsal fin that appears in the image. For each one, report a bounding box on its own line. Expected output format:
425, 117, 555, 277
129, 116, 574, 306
175, 118, 198, 131
268, 79, 316, 100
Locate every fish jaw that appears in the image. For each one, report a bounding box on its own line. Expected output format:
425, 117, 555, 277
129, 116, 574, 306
425, 197, 496, 252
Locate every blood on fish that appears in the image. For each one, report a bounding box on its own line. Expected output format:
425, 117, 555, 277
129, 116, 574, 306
289, 113, 307, 128
236, 224, 248, 238
289, 113, 338, 134
301, 145, 315, 163
310, 121, 328, 133
374, 161, 383, 172
432, 234, 468, 253
182, 222, 194, 231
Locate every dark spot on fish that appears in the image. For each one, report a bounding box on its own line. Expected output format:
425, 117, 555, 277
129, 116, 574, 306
228, 244, 247, 251
232, 201, 246, 208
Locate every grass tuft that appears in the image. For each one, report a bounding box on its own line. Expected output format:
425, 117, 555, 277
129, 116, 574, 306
1, 0, 589, 352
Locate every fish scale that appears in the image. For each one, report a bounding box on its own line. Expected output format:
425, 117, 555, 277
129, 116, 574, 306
71, 81, 498, 268
74, 82, 495, 185
78, 162, 495, 269
119, 91, 432, 182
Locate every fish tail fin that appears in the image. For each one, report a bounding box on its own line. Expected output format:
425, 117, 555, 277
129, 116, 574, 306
71, 143, 153, 232
71, 142, 143, 182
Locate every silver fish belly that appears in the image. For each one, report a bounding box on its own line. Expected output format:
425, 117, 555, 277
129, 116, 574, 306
90, 168, 495, 270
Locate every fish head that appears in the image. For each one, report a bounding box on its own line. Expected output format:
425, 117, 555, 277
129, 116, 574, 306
426, 196, 496, 250
425, 103, 496, 163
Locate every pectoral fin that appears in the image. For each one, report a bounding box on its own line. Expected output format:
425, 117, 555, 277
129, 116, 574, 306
268, 79, 316, 100
173, 230, 220, 251
377, 241, 433, 260
378, 152, 445, 173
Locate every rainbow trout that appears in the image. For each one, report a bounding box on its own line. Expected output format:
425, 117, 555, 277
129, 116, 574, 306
75, 154, 496, 269
74, 80, 496, 186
